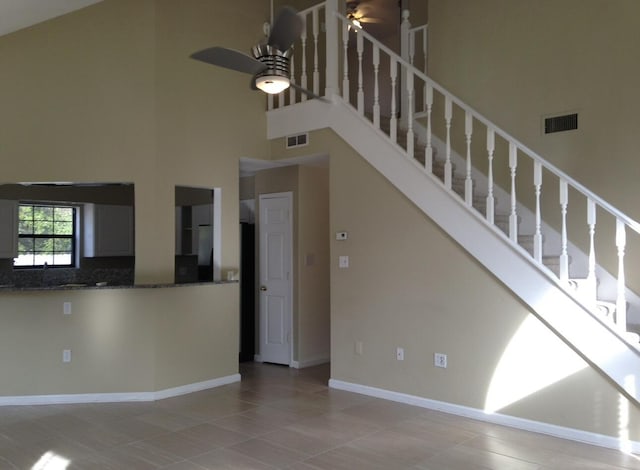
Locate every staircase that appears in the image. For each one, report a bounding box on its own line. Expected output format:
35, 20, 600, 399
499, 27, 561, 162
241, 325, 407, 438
266, 0, 640, 404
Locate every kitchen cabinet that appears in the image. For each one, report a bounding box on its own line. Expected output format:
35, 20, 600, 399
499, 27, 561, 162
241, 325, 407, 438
0, 200, 18, 258
84, 204, 134, 257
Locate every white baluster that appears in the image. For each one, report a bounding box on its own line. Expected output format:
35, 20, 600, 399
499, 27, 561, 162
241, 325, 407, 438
559, 180, 569, 282
357, 30, 364, 115
300, 25, 308, 102
533, 161, 543, 263
464, 111, 473, 206
444, 96, 453, 189
425, 85, 433, 173
312, 9, 320, 96
486, 128, 495, 224
342, 21, 349, 102
616, 219, 627, 331
390, 58, 397, 143
373, 45, 380, 129
586, 199, 597, 309
509, 143, 518, 243
409, 30, 416, 66
406, 72, 414, 159
423, 26, 428, 75
289, 53, 296, 104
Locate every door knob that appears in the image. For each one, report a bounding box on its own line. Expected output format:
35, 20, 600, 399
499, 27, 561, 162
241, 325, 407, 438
260, 286, 267, 291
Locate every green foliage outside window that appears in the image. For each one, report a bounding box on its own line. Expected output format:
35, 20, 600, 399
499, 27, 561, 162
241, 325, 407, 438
14, 205, 75, 267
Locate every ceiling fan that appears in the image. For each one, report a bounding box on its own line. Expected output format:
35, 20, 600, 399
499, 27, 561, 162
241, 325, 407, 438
190, 6, 324, 100
346, 0, 383, 28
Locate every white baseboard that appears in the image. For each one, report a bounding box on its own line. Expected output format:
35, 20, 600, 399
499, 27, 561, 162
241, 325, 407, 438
291, 355, 330, 369
329, 378, 640, 454
0, 374, 241, 406
254, 354, 263, 363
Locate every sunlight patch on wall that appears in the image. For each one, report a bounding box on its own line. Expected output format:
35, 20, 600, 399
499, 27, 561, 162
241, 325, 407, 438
32, 451, 70, 470
484, 314, 589, 413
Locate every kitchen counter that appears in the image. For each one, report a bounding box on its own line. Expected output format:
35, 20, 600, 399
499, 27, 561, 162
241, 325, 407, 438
0, 280, 238, 292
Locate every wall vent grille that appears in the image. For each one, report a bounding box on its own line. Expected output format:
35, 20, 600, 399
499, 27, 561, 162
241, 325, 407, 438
286, 133, 308, 148
544, 113, 578, 134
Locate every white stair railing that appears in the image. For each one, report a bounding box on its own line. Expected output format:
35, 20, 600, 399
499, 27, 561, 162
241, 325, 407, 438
280, 3, 640, 341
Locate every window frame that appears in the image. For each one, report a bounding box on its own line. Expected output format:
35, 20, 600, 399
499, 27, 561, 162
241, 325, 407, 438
14, 203, 78, 269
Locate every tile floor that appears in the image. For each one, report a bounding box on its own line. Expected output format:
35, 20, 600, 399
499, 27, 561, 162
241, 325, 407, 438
0, 362, 639, 469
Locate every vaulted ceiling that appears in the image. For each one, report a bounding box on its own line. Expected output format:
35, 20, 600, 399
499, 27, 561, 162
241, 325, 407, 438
0, 0, 102, 38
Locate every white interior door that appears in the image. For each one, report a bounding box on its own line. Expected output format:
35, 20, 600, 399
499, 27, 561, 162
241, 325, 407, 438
258, 193, 293, 365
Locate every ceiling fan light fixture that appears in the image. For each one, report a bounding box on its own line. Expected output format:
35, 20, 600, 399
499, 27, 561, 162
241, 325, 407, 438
255, 75, 291, 94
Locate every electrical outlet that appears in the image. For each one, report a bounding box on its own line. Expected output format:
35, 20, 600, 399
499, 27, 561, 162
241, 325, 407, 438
63, 302, 72, 315
63, 349, 71, 363
396, 347, 404, 361
434, 353, 447, 368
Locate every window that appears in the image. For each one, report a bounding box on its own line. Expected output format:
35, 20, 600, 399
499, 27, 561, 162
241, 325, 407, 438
14, 204, 76, 268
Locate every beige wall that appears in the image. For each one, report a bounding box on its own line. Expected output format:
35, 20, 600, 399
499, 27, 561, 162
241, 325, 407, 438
0, 284, 238, 395
428, 0, 640, 291
312, 125, 640, 439
0, 0, 271, 396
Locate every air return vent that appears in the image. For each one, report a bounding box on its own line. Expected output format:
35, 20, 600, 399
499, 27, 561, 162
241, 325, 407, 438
544, 113, 578, 134
286, 133, 308, 148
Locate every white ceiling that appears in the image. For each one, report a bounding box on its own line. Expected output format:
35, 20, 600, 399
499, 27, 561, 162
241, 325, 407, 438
0, 0, 102, 38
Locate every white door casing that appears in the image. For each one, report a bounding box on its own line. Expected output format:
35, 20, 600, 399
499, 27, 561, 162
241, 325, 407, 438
258, 192, 293, 365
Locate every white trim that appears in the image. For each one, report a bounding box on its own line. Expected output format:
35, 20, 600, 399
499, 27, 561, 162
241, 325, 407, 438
291, 355, 330, 369
329, 379, 640, 453
0, 374, 241, 407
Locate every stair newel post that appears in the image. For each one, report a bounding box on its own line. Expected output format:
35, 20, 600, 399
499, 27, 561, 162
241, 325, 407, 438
616, 219, 627, 331
486, 127, 495, 224
342, 20, 350, 102
464, 111, 473, 207
312, 8, 320, 96
372, 45, 380, 129
324, 0, 339, 98
356, 30, 364, 115
559, 179, 569, 283
586, 199, 598, 309
390, 58, 398, 144
406, 71, 415, 159
533, 161, 543, 263
444, 96, 453, 190
300, 22, 308, 102
425, 84, 433, 174
509, 142, 518, 243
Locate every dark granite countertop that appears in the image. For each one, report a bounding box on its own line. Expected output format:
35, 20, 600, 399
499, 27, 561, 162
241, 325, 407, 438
0, 281, 238, 292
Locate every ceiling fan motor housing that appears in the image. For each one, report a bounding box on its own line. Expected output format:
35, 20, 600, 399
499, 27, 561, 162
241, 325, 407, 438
252, 44, 292, 81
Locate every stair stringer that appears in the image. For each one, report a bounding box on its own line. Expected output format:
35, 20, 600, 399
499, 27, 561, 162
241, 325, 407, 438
267, 97, 640, 405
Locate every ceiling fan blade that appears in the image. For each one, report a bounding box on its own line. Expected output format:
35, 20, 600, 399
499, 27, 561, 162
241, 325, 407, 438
290, 82, 328, 102
268, 6, 303, 52
190, 47, 267, 75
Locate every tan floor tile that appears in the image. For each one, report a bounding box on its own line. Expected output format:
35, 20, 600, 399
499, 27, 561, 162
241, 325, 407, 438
419, 443, 540, 470
230, 437, 308, 467
190, 447, 276, 469
176, 422, 251, 448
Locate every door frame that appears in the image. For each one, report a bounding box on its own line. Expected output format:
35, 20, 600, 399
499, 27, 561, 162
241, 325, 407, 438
257, 191, 294, 366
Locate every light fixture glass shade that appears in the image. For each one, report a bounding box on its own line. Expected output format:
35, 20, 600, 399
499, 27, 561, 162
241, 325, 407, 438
255, 75, 290, 94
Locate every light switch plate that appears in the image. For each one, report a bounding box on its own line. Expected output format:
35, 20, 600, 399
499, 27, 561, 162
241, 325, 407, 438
339, 255, 349, 268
